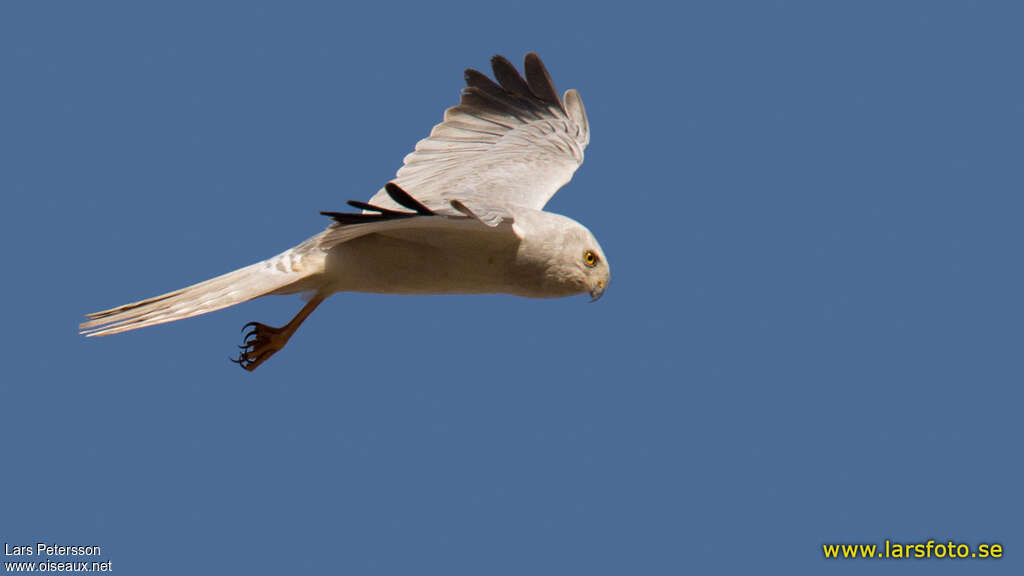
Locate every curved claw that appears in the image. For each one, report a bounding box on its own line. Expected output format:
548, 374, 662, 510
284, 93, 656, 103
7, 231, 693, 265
233, 324, 262, 370
248, 350, 273, 366
232, 350, 267, 372
232, 315, 301, 371
231, 349, 258, 370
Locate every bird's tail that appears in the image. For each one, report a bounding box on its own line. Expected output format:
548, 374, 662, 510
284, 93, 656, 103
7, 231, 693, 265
80, 248, 323, 337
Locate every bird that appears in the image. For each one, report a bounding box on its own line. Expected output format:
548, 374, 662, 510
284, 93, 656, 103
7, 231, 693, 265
80, 52, 609, 371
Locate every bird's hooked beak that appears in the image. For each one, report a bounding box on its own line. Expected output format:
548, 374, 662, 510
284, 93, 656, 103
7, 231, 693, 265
589, 278, 607, 302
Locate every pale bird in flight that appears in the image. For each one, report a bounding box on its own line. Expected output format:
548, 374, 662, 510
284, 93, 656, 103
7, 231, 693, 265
81, 53, 609, 370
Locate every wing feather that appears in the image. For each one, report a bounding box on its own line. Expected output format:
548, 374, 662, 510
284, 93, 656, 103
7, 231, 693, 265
490, 55, 534, 100
523, 52, 564, 110
365, 53, 589, 219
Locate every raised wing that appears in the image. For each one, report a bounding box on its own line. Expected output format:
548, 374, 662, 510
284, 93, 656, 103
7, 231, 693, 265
365, 53, 590, 224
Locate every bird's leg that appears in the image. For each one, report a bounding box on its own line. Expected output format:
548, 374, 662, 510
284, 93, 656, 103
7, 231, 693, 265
232, 293, 326, 371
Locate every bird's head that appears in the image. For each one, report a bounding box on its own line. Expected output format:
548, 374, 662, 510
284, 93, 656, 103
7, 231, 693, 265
516, 212, 610, 301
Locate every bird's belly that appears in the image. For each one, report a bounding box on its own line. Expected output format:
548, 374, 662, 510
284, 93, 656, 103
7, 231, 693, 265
323, 233, 536, 296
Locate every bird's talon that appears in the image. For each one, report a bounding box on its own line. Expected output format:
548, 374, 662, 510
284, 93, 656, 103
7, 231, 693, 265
233, 320, 292, 371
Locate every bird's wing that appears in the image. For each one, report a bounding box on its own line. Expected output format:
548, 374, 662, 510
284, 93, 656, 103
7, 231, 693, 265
365, 53, 589, 225
318, 183, 513, 250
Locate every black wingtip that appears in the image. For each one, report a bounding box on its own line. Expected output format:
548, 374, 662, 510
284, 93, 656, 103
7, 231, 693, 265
523, 52, 563, 111
320, 210, 374, 225
385, 182, 434, 215
346, 199, 407, 215
320, 183, 434, 226
464, 68, 492, 88
490, 54, 532, 99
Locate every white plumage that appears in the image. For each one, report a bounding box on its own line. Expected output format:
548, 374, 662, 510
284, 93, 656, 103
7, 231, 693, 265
81, 53, 610, 370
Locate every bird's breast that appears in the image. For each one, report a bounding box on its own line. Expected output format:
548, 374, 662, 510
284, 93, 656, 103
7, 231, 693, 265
323, 231, 553, 297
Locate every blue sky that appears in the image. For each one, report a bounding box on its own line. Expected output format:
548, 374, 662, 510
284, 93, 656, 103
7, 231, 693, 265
2, 1, 1021, 574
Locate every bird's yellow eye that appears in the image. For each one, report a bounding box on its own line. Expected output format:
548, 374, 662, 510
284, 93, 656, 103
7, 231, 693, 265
583, 250, 598, 267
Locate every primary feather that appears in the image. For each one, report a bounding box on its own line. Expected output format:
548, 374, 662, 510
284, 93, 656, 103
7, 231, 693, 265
365, 52, 590, 222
